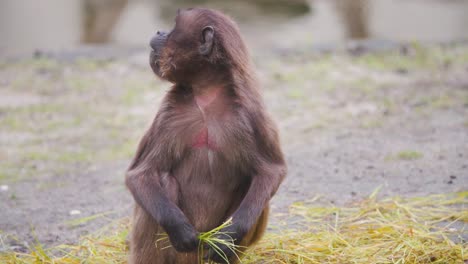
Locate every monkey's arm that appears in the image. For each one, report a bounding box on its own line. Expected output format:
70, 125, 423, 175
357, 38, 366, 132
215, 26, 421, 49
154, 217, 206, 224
229, 113, 287, 236
231, 160, 286, 237
125, 121, 199, 252
125, 169, 198, 252
207, 113, 286, 263
207, 159, 286, 263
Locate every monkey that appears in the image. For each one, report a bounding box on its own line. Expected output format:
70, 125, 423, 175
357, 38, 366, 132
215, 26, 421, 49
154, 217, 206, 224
125, 8, 286, 264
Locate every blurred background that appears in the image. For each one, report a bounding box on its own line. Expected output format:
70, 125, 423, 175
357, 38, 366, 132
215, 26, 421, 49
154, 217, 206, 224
1, 0, 468, 57
1, 0, 467, 256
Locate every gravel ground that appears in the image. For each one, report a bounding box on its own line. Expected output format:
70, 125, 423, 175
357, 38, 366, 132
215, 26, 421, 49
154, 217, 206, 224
0, 43, 467, 252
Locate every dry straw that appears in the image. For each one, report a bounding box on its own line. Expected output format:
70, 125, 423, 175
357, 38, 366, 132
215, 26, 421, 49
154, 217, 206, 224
1, 192, 466, 264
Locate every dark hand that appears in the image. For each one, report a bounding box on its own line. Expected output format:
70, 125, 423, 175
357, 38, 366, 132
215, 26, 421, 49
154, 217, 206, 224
165, 220, 199, 252
205, 224, 245, 264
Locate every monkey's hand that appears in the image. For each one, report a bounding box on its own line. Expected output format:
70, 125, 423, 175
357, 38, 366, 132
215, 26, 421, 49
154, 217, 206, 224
165, 220, 199, 252
205, 224, 245, 264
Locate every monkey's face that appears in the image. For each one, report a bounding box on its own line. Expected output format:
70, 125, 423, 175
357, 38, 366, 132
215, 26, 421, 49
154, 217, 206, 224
149, 9, 215, 84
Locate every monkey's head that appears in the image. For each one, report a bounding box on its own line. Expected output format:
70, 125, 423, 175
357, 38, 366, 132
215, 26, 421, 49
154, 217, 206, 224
149, 8, 250, 84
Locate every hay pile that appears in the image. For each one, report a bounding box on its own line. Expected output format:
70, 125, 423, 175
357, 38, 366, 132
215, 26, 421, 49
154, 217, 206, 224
243, 192, 467, 263
1, 192, 466, 264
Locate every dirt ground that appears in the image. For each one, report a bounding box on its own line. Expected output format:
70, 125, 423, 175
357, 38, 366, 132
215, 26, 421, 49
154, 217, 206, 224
0, 43, 467, 252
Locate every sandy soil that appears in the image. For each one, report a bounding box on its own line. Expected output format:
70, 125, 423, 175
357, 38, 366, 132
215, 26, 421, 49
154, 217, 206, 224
0, 43, 467, 252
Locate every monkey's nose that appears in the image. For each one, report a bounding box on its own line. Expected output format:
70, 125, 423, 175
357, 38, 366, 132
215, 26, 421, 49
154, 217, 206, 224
150, 37, 158, 51
150, 35, 167, 52
150, 30, 168, 51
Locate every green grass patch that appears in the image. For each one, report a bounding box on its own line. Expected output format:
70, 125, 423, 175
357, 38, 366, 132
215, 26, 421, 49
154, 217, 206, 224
75, 58, 102, 72
56, 150, 92, 163
25, 151, 50, 161
286, 89, 305, 99
396, 150, 423, 160
0, 116, 25, 130
65, 77, 94, 92
29, 57, 61, 72
386, 150, 424, 161
360, 119, 383, 129
121, 89, 142, 106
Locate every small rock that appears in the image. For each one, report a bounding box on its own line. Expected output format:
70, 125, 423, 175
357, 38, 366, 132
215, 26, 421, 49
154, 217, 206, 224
449, 175, 456, 180
69, 210, 81, 215
395, 68, 408, 75
447, 180, 453, 185
0, 185, 9, 191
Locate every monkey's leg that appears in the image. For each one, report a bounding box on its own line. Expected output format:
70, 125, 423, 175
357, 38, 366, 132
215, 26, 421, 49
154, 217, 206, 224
241, 204, 269, 246
128, 205, 177, 264
226, 205, 269, 264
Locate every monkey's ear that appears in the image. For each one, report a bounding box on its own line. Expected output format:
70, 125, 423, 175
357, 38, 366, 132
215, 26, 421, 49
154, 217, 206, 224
199, 26, 214, 56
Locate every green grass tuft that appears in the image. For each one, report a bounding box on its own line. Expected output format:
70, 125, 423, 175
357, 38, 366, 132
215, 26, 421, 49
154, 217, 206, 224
198, 217, 241, 264
396, 151, 423, 160
386, 151, 424, 161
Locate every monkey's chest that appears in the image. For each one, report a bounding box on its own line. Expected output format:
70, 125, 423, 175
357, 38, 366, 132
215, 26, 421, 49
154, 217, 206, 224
191, 127, 217, 150
171, 117, 252, 229
176, 122, 251, 182
169, 103, 253, 180
175, 133, 248, 230
186, 117, 232, 152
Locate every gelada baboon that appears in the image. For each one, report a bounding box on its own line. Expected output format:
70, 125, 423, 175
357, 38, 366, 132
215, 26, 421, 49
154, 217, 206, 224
125, 8, 286, 264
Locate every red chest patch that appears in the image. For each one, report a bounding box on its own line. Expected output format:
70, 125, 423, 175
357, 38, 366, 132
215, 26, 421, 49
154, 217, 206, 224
192, 128, 217, 150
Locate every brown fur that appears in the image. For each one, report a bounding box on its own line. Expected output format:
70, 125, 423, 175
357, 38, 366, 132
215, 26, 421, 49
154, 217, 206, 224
126, 8, 286, 264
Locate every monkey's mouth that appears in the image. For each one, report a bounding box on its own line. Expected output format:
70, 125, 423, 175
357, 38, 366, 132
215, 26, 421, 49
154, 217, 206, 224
149, 49, 161, 75
150, 49, 158, 64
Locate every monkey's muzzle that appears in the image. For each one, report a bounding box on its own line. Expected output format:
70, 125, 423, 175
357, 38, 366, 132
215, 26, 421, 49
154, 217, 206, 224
149, 31, 168, 75
150, 31, 168, 57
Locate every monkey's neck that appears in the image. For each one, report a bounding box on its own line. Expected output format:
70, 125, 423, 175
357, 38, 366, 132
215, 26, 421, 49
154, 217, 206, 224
193, 85, 223, 109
